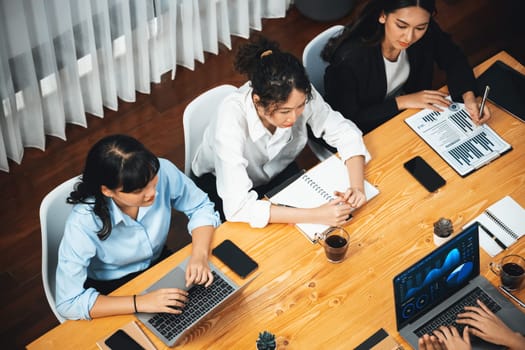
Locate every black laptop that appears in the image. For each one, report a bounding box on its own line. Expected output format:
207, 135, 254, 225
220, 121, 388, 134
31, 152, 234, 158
476, 60, 525, 123
393, 223, 525, 349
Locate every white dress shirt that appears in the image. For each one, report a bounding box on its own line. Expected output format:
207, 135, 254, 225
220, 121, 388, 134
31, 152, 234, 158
384, 49, 410, 98
192, 82, 370, 228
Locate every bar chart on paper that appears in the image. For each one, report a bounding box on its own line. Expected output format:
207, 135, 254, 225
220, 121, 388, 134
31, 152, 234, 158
405, 102, 511, 176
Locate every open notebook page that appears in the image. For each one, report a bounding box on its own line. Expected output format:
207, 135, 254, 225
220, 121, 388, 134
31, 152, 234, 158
464, 195, 525, 256
270, 155, 379, 242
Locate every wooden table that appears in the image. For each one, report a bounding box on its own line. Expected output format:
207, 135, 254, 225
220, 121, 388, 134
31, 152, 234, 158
27, 51, 525, 350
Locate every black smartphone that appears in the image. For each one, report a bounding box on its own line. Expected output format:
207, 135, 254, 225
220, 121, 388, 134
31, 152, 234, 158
212, 239, 258, 278
403, 156, 446, 192
104, 329, 145, 350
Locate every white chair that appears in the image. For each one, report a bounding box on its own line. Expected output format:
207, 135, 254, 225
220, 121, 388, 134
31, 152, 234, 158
302, 24, 344, 97
302, 25, 344, 161
40, 176, 80, 323
183, 84, 237, 175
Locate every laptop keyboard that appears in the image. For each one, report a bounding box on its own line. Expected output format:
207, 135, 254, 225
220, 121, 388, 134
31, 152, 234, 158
414, 287, 501, 337
147, 271, 235, 341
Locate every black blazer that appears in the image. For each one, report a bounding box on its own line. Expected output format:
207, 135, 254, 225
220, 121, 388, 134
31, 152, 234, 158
324, 20, 476, 134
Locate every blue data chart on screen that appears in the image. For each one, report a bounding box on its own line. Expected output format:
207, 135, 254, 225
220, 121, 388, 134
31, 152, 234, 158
393, 230, 478, 325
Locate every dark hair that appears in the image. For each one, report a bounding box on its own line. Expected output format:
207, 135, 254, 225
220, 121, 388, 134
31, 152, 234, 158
234, 35, 312, 111
322, 0, 436, 62
68, 134, 160, 240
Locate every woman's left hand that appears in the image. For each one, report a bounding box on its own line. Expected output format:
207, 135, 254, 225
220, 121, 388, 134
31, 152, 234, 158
334, 187, 366, 208
433, 325, 471, 350
186, 254, 214, 287
418, 334, 446, 350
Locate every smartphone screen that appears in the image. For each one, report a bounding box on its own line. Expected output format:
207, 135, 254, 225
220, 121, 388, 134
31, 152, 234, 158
105, 329, 145, 350
403, 156, 446, 192
212, 239, 258, 278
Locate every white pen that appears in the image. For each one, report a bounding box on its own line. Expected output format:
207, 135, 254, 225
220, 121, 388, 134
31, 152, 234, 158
479, 85, 490, 117
499, 285, 525, 308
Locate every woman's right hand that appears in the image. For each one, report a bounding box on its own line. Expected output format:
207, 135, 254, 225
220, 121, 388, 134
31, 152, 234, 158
315, 197, 353, 227
396, 90, 451, 112
456, 299, 525, 349
136, 288, 189, 314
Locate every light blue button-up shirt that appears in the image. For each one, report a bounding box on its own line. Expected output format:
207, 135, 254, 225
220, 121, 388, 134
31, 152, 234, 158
55, 158, 220, 320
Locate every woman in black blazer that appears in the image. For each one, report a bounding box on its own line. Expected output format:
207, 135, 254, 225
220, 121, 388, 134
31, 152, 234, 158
322, 0, 491, 134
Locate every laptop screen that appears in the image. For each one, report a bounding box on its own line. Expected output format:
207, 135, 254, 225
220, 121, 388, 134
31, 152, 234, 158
476, 60, 525, 123
393, 223, 480, 329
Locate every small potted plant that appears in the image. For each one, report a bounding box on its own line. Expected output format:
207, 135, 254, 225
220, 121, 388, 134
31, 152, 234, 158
433, 217, 453, 246
256, 330, 276, 350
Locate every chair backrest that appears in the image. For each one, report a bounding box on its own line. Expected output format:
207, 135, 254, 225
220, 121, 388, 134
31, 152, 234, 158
183, 84, 238, 175
302, 25, 344, 96
40, 176, 80, 323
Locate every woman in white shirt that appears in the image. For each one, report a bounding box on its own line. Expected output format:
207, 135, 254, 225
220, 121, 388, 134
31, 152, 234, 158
191, 36, 370, 228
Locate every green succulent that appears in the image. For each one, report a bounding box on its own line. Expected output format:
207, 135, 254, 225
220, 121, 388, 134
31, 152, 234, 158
256, 330, 276, 350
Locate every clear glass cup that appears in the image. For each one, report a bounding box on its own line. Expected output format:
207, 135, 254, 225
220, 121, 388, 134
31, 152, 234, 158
320, 227, 350, 263
490, 254, 525, 291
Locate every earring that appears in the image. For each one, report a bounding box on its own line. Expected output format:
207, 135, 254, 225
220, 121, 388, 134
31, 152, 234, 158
379, 16, 386, 24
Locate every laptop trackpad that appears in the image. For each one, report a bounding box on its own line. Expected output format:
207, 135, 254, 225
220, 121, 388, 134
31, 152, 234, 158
145, 267, 187, 292
471, 335, 502, 350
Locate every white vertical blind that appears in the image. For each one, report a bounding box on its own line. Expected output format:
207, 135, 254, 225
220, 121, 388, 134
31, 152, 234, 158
0, 0, 292, 172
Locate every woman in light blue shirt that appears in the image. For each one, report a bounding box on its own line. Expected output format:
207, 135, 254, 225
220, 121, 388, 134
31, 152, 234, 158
55, 134, 220, 320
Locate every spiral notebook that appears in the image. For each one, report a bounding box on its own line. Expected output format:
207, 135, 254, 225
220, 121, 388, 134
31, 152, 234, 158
355, 328, 403, 350
268, 155, 380, 243
464, 195, 525, 256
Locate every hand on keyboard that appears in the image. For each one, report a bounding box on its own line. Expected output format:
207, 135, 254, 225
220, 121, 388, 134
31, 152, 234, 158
418, 325, 471, 350
137, 288, 189, 314
433, 325, 471, 350
147, 271, 235, 342
186, 253, 214, 288
456, 299, 525, 349
419, 299, 525, 350
418, 333, 446, 350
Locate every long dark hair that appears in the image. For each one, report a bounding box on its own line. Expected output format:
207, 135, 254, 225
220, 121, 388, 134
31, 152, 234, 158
68, 134, 160, 240
234, 35, 312, 112
321, 0, 436, 62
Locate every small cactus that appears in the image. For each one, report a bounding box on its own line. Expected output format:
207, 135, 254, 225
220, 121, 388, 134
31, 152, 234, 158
256, 330, 276, 350
434, 217, 453, 238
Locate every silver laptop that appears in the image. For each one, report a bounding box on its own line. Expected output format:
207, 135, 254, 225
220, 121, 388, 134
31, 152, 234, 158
136, 258, 256, 347
393, 223, 525, 349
